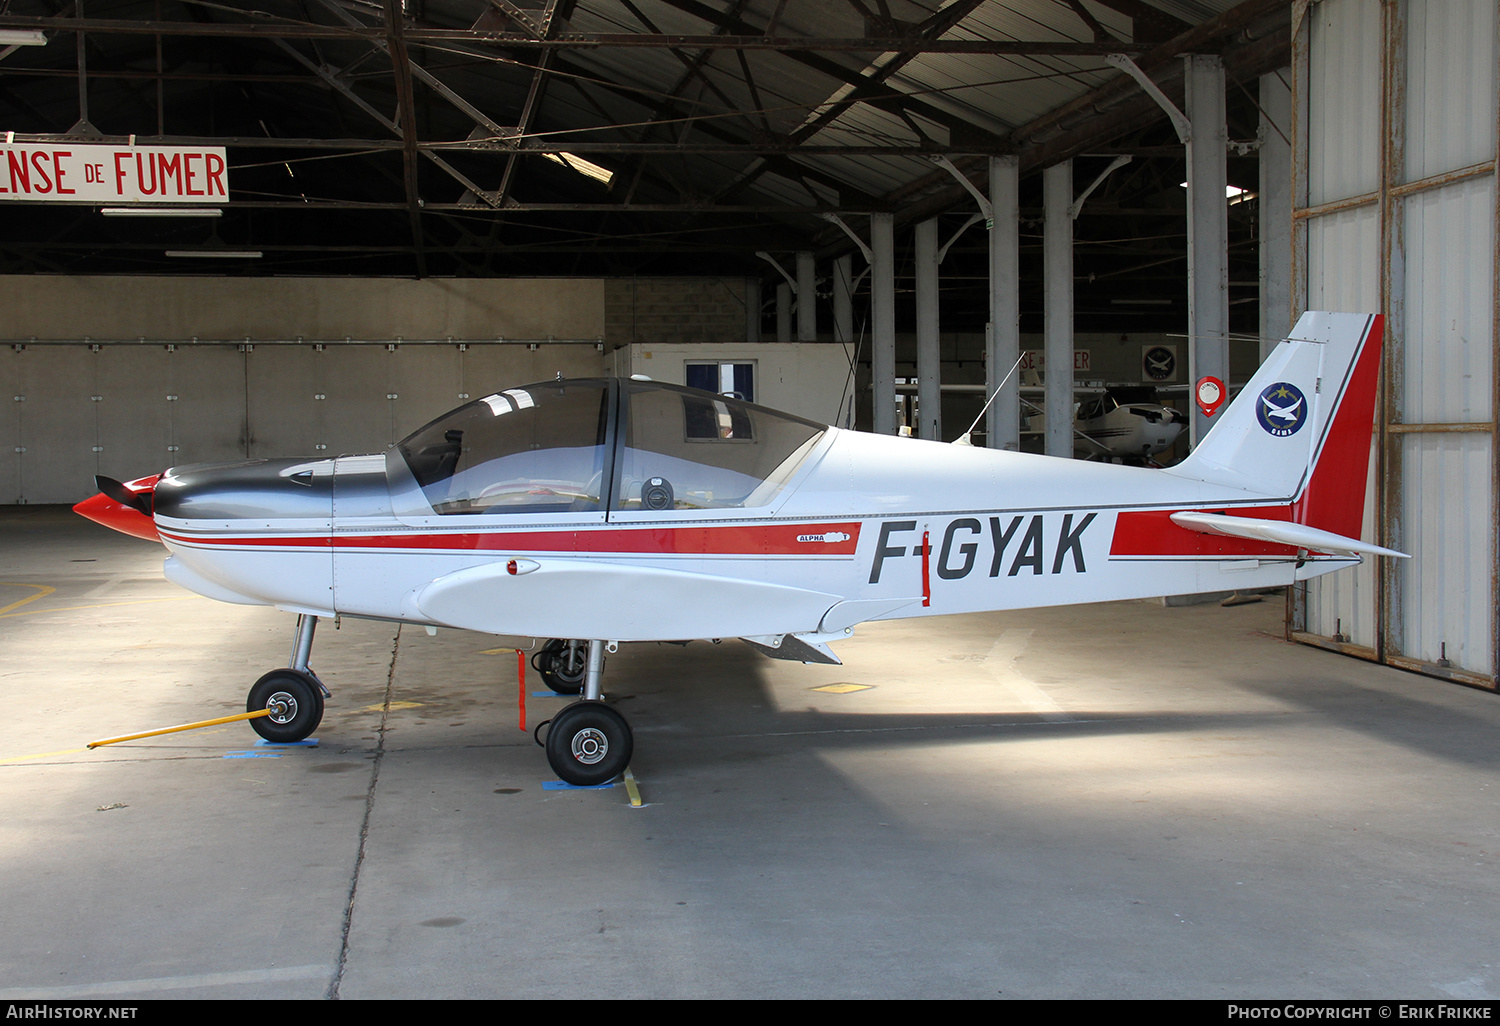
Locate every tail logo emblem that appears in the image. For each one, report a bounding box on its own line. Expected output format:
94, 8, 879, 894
1257, 382, 1307, 437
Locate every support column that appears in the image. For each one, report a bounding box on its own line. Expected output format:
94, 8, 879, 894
776, 282, 792, 343
915, 219, 941, 440
833, 254, 856, 429
1186, 54, 1229, 445
1258, 67, 1293, 361
989, 156, 1020, 450
796, 251, 816, 342
833, 254, 854, 345
1043, 161, 1074, 459
871, 213, 896, 435
745, 277, 761, 342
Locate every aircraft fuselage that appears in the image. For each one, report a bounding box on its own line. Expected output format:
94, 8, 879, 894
153, 428, 1348, 646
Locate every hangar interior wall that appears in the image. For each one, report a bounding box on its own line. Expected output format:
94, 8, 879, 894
1292, 0, 1498, 687
0, 275, 755, 505
0, 276, 607, 342
613, 342, 851, 427
605, 278, 752, 344
1, 341, 610, 504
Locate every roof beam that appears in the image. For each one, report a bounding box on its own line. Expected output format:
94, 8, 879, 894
698, 0, 987, 204
270, 38, 498, 205
313, 0, 510, 136
382, 0, 426, 277
655, 0, 981, 133
0, 130, 1015, 156
817, 0, 1291, 250
0, 16, 1151, 54
494, 0, 567, 207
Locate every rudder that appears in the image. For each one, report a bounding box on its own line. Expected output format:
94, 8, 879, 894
1166, 311, 1382, 539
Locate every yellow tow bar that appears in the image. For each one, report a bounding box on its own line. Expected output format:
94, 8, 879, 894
87, 708, 272, 749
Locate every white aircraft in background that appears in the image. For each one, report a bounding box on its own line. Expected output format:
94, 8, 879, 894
1071, 388, 1186, 462
898, 381, 1184, 460
77, 312, 1402, 785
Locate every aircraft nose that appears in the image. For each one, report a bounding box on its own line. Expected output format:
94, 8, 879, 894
73, 474, 163, 543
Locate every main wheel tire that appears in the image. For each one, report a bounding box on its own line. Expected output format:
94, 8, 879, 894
536, 639, 589, 695
544, 701, 632, 786
247, 669, 324, 743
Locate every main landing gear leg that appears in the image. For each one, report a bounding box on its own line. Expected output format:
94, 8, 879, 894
246, 613, 328, 743
544, 639, 633, 786
583, 639, 605, 700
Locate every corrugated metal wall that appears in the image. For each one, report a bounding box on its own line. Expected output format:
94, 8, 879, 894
1292, 0, 1499, 688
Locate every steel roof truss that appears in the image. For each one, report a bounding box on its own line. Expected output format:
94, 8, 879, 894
272, 37, 498, 205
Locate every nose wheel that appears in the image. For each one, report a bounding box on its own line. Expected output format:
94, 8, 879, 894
544, 701, 633, 786
247, 668, 324, 743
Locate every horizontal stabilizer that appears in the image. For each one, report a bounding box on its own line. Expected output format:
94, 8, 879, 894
1169, 511, 1407, 559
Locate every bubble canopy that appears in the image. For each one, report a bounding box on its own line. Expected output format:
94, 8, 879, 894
389, 378, 827, 517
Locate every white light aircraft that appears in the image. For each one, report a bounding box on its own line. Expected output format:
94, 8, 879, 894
1071, 389, 1186, 461
76, 311, 1402, 785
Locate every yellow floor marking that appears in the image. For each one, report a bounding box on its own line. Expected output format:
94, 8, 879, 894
0, 595, 198, 619
624, 766, 642, 807
361, 700, 424, 712
0, 747, 91, 765
2, 725, 249, 763
812, 682, 874, 694
0, 583, 56, 617
0, 964, 331, 998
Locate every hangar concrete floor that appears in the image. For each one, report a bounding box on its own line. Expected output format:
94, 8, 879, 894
0, 505, 1496, 1001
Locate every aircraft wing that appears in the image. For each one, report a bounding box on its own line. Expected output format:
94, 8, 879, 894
413, 558, 844, 640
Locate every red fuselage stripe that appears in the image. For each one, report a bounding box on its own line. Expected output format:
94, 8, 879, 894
1108, 507, 1298, 557
158, 521, 863, 556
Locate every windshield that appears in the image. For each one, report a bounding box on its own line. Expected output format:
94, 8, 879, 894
395, 381, 610, 515
392, 378, 825, 516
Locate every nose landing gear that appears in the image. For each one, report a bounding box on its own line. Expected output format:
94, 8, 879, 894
246, 613, 328, 743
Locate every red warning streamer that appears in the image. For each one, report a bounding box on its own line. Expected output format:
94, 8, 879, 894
516, 649, 527, 731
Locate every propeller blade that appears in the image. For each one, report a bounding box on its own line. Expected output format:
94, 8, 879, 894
96, 475, 152, 517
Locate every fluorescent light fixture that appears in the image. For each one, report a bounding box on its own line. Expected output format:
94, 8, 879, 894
543, 152, 614, 186
103, 207, 223, 218
165, 249, 262, 258
0, 30, 47, 46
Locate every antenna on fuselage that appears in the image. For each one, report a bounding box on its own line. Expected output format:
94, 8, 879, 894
952, 354, 1025, 447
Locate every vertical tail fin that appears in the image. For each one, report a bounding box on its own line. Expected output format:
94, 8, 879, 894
1165, 311, 1382, 539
